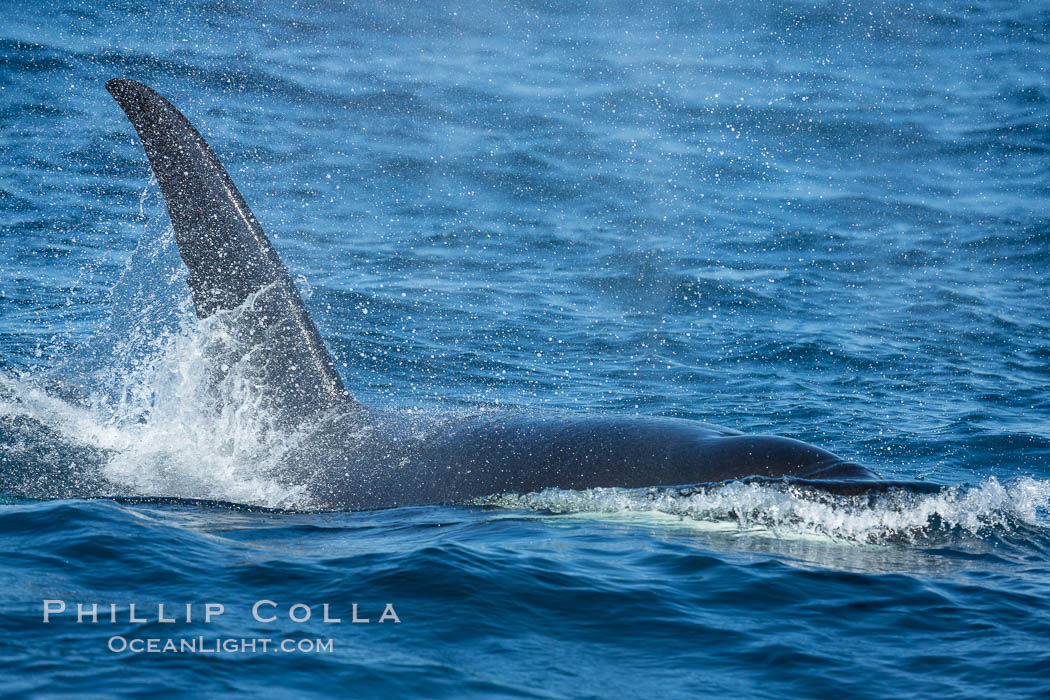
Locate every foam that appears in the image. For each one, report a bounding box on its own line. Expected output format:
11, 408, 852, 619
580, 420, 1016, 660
475, 477, 1050, 544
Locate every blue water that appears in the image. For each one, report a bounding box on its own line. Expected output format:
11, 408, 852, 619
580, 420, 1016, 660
2, 0, 1049, 696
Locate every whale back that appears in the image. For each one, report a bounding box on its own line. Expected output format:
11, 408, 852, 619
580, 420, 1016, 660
106, 78, 360, 424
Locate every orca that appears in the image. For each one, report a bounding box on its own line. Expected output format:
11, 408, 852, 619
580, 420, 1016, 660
103, 78, 878, 510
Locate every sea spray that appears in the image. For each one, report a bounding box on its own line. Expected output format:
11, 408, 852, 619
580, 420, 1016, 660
476, 477, 1050, 544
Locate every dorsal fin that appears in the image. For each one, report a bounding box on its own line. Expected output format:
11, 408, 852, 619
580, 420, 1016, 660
106, 78, 361, 424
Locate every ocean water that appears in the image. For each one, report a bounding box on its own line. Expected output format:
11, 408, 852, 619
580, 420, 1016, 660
1, 0, 1049, 696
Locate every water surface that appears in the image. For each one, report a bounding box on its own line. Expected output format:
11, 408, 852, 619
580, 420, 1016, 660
1, 1, 1048, 696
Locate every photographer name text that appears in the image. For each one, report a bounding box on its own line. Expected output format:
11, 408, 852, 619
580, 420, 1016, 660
41, 600, 401, 625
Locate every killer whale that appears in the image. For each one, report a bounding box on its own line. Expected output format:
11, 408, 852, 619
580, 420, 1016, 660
104, 78, 878, 510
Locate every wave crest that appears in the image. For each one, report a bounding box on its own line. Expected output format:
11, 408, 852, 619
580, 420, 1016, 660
476, 477, 1050, 544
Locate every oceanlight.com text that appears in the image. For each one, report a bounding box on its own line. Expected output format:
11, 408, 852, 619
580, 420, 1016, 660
107, 636, 335, 654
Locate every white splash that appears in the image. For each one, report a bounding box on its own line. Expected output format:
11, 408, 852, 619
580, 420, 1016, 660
1, 300, 313, 509
476, 478, 1050, 544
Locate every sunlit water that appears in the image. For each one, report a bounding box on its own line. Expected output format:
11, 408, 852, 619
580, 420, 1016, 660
1, 1, 1048, 696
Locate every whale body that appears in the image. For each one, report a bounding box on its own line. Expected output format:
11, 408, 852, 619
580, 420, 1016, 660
103, 78, 877, 510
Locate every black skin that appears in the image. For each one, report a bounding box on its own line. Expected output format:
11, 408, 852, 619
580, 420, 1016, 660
301, 413, 876, 510
104, 78, 879, 511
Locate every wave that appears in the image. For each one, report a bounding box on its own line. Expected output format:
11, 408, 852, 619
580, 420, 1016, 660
475, 477, 1050, 545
